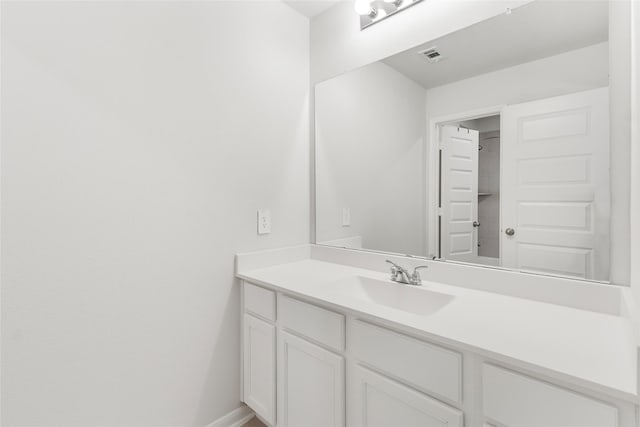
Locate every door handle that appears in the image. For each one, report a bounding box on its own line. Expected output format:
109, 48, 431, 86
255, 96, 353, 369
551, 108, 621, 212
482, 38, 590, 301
472, 221, 481, 228
505, 227, 515, 236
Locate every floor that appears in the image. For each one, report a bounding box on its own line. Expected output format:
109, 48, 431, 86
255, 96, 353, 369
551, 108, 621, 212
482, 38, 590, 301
243, 416, 267, 427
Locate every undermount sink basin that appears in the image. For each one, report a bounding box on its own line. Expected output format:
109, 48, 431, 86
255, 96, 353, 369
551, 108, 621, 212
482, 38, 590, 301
327, 275, 454, 315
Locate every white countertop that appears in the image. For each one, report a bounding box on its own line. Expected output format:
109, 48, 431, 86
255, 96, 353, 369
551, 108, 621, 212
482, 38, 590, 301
238, 258, 639, 403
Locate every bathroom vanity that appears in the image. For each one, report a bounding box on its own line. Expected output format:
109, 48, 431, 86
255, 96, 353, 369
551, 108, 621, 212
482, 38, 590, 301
237, 2, 639, 426
236, 245, 639, 427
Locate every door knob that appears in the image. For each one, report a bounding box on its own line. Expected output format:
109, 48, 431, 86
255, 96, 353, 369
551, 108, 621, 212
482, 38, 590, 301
472, 221, 481, 228
505, 227, 515, 236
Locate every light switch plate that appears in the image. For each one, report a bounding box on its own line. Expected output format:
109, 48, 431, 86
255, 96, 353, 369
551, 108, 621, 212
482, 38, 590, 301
257, 209, 271, 234
342, 208, 351, 227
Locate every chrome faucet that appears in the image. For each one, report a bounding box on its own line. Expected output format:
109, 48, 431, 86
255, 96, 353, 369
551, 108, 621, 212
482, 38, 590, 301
385, 260, 428, 286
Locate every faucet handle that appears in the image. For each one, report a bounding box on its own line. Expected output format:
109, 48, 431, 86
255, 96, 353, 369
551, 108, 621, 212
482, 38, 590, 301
410, 265, 429, 285
385, 260, 400, 280
388, 266, 398, 280
385, 259, 401, 269
386, 259, 406, 272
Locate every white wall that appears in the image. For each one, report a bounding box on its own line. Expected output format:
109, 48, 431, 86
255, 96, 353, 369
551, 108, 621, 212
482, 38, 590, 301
315, 62, 426, 256
425, 43, 609, 119
1, 2, 309, 426
310, 0, 533, 83
631, 0, 640, 307
609, 0, 632, 286
459, 116, 501, 133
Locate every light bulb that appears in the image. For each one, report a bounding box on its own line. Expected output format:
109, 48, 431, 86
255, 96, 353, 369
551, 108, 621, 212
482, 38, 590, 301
376, 8, 387, 18
354, 0, 373, 15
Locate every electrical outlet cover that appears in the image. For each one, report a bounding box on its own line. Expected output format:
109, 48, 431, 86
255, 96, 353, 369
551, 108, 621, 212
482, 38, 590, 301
342, 208, 351, 227
257, 209, 271, 235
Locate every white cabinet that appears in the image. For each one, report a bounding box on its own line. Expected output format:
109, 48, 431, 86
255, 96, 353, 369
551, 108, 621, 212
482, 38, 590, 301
277, 330, 345, 427
244, 282, 276, 321
243, 314, 276, 425
348, 365, 463, 427
483, 364, 619, 427
350, 320, 462, 404
241, 280, 634, 427
279, 294, 345, 352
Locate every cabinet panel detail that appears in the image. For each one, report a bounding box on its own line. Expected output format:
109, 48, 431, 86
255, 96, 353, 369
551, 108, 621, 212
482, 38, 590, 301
243, 314, 276, 425
349, 365, 463, 427
279, 294, 345, 352
351, 320, 462, 403
278, 330, 345, 427
483, 364, 618, 427
244, 281, 276, 321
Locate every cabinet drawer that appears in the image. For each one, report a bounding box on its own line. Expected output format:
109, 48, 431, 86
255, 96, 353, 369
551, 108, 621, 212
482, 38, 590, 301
244, 282, 276, 321
279, 295, 345, 352
483, 364, 618, 427
350, 320, 462, 403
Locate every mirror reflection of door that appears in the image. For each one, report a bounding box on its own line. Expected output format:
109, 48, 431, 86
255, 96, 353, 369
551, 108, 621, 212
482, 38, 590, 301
437, 87, 609, 280
439, 126, 479, 263
501, 87, 610, 280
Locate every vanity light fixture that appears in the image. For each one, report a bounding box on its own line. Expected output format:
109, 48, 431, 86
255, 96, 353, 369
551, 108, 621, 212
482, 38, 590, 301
355, 0, 424, 30
354, 0, 377, 17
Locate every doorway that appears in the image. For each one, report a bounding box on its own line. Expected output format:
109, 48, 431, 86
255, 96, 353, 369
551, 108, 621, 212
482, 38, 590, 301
436, 114, 501, 266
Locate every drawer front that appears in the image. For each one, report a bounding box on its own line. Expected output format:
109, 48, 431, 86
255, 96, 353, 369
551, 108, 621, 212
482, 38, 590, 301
482, 364, 618, 427
350, 320, 462, 404
244, 281, 276, 321
349, 365, 463, 427
279, 295, 345, 352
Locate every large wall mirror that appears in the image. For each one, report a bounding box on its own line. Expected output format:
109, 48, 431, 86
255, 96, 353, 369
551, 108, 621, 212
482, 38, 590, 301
315, 1, 613, 282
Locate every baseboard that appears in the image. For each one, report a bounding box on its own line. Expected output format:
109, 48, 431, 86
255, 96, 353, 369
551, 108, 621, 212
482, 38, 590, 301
206, 404, 255, 427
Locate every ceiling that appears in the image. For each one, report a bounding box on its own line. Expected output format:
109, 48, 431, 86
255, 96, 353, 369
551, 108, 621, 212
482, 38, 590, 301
383, 1, 608, 89
283, 0, 343, 18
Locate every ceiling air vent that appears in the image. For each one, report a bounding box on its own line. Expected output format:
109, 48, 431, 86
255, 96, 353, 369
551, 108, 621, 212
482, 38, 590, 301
418, 47, 444, 63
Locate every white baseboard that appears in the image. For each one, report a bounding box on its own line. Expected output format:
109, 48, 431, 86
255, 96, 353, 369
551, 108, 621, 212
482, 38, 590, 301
206, 404, 255, 427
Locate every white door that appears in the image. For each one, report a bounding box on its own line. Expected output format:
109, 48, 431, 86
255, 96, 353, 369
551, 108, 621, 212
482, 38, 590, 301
348, 364, 463, 427
243, 314, 276, 426
277, 331, 345, 427
501, 87, 609, 280
440, 125, 480, 262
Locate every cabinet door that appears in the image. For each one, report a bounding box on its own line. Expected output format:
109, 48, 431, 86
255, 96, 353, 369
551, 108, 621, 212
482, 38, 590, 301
348, 365, 463, 427
483, 364, 618, 427
278, 330, 345, 427
243, 314, 276, 426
